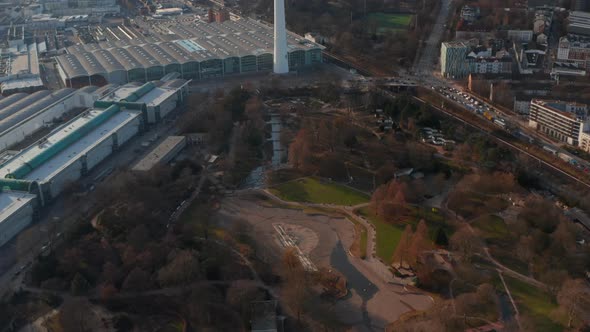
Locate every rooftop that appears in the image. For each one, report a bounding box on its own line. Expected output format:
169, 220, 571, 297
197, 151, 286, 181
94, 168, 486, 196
2, 43, 40, 78
56, 16, 323, 79
0, 108, 141, 182
532, 99, 587, 120
101, 80, 188, 106
0, 191, 35, 223
132, 135, 186, 172
0, 88, 75, 135
443, 41, 469, 48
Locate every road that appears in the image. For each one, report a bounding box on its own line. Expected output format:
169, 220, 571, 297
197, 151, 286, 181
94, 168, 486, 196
413, 0, 452, 78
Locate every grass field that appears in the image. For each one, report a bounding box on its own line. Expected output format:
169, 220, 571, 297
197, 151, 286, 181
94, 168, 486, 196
358, 207, 404, 262
270, 177, 370, 206
366, 12, 413, 34
356, 205, 450, 263
501, 276, 565, 332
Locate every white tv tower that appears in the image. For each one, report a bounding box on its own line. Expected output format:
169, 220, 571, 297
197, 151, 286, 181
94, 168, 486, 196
273, 0, 289, 74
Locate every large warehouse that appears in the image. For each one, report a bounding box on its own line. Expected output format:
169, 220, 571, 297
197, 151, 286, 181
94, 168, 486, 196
99, 79, 190, 123
0, 105, 142, 202
0, 88, 101, 152
0, 191, 36, 247
0, 79, 190, 247
55, 17, 324, 87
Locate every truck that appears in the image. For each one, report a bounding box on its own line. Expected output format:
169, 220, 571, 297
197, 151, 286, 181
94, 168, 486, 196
483, 111, 494, 121
543, 145, 558, 156
494, 118, 506, 128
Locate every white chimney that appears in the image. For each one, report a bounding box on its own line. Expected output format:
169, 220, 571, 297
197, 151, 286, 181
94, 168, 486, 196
273, 0, 289, 74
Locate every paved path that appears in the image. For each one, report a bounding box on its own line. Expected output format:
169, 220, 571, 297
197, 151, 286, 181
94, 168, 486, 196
242, 189, 433, 330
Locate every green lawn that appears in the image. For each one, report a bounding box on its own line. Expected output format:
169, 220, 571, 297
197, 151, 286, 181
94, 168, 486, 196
358, 207, 404, 262
270, 177, 369, 206
502, 276, 565, 332
357, 205, 451, 263
366, 12, 413, 34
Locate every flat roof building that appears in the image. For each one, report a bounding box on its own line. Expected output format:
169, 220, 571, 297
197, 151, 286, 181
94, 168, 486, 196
55, 16, 323, 87
568, 11, 590, 36
529, 99, 589, 145
0, 42, 44, 94
0, 105, 142, 200
0, 78, 189, 246
440, 41, 471, 78
0, 191, 36, 247
132, 135, 186, 172
98, 79, 190, 123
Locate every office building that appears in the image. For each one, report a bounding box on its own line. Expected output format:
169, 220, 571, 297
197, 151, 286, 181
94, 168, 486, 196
529, 99, 589, 145
440, 41, 471, 78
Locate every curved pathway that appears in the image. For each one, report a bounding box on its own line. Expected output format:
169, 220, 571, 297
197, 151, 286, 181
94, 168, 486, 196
242, 188, 433, 330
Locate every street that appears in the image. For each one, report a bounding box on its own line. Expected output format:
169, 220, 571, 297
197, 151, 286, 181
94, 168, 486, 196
413, 0, 452, 78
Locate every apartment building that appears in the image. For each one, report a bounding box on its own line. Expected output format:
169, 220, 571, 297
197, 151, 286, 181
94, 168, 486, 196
557, 35, 590, 69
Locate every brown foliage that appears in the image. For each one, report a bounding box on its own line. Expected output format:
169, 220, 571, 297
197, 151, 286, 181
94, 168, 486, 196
449, 226, 483, 263
157, 249, 201, 287
371, 180, 409, 221
121, 267, 153, 292
557, 278, 590, 328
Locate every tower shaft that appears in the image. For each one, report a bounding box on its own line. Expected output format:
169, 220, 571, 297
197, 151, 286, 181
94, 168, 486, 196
273, 0, 289, 74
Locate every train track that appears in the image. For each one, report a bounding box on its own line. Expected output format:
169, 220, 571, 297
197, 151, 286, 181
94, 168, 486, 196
411, 94, 590, 190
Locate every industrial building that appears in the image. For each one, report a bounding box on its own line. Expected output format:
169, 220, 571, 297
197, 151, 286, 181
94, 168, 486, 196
0, 105, 142, 201
0, 26, 44, 94
55, 17, 323, 87
100, 80, 190, 123
132, 135, 186, 172
41, 0, 120, 16
0, 79, 189, 247
0, 88, 102, 152
0, 191, 36, 247
529, 99, 589, 145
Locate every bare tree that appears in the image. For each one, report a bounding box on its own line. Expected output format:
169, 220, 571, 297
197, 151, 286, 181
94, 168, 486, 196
408, 220, 433, 268
449, 226, 483, 263
281, 248, 311, 322
557, 278, 590, 328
